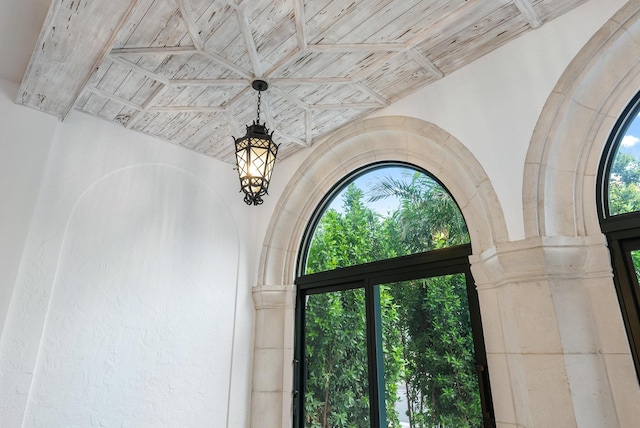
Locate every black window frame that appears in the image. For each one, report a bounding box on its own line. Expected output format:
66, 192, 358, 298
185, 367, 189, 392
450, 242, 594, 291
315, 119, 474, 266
597, 90, 640, 383
292, 162, 496, 427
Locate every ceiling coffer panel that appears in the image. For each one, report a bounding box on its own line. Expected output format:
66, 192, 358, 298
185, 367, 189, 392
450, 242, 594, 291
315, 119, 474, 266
18, 0, 588, 163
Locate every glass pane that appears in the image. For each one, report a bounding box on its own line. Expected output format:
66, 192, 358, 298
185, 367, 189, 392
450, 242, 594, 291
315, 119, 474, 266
631, 250, 640, 283
609, 112, 640, 216
305, 166, 469, 274
379, 275, 482, 428
304, 289, 370, 427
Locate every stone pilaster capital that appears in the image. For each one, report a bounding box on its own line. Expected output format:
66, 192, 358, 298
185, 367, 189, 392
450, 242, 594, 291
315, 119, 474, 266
252, 284, 296, 310
470, 235, 612, 289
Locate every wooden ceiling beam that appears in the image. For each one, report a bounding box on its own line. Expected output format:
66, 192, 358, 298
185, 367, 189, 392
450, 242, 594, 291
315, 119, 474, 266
86, 86, 143, 111
354, 82, 390, 106
109, 56, 171, 85
512, 0, 542, 29
235, 5, 264, 77
169, 79, 248, 86
292, 0, 308, 49
406, 49, 444, 79
174, 0, 205, 50
198, 50, 253, 79
126, 84, 167, 129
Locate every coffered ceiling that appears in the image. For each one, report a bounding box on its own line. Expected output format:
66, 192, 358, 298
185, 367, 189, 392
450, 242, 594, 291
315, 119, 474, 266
17, 0, 587, 163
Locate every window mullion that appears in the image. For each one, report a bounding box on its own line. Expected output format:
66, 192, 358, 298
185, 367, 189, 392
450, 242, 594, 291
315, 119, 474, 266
365, 283, 386, 427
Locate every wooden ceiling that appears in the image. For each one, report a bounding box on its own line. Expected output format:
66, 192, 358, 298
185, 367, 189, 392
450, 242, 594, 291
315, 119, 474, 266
17, 0, 587, 163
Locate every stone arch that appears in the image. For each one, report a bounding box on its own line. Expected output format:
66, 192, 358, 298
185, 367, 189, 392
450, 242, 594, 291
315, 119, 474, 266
260, 116, 508, 288
251, 116, 508, 427
524, 1, 640, 238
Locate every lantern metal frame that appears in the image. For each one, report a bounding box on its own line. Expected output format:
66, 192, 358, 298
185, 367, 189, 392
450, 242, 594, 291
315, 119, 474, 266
233, 80, 279, 206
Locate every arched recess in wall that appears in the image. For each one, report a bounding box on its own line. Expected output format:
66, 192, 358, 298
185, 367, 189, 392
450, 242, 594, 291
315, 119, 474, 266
523, 1, 640, 238
253, 116, 508, 427
23, 164, 241, 427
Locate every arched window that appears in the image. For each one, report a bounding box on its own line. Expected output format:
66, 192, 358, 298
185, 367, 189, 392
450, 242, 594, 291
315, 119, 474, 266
294, 162, 495, 427
598, 91, 640, 381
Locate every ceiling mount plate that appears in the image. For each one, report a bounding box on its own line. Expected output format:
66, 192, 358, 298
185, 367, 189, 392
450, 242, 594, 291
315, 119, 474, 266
252, 80, 268, 92
252, 79, 268, 92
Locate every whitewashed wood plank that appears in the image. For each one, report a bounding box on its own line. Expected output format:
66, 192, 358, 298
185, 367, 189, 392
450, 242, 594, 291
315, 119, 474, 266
183, 112, 229, 148
151, 85, 187, 106
166, 85, 209, 106
263, 47, 303, 77
198, 50, 253, 79
78, 92, 109, 117
304, 0, 360, 45
271, 77, 352, 85
98, 99, 128, 122
301, 0, 333, 28
189, 85, 245, 107
355, 82, 390, 106
364, 53, 433, 100
113, 0, 157, 48
248, 0, 297, 72
123, 0, 183, 48
319, 0, 410, 45
306, 43, 405, 52
86, 59, 112, 88
337, 0, 444, 45
114, 72, 158, 105
152, 111, 192, 138
113, 106, 140, 125
427, 3, 528, 74
412, 1, 511, 55
87, 87, 143, 110
283, 50, 387, 79
169, 79, 247, 86
74, 91, 91, 111
305, 109, 312, 146
193, 2, 235, 45
110, 56, 170, 84
172, 111, 218, 144
201, 9, 252, 73
129, 80, 164, 108
111, 46, 200, 55
535, 0, 585, 22
18, 0, 140, 118
129, 110, 161, 132
94, 63, 131, 96
150, 106, 226, 112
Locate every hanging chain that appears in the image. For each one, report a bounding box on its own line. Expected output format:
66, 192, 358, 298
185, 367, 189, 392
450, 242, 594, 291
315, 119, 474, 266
256, 90, 262, 124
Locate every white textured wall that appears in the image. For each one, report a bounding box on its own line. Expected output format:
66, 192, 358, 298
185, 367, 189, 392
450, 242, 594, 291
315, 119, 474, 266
0, 79, 56, 334
369, 0, 627, 241
0, 100, 257, 427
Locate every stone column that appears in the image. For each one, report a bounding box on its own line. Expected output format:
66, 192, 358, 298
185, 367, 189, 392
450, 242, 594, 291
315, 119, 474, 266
470, 235, 632, 427
250, 284, 296, 428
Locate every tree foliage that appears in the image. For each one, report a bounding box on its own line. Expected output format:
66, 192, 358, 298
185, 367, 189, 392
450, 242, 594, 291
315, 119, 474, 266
303, 170, 481, 427
609, 152, 640, 215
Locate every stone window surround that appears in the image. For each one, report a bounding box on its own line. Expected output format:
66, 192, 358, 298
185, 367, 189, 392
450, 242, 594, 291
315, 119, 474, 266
252, 2, 640, 427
